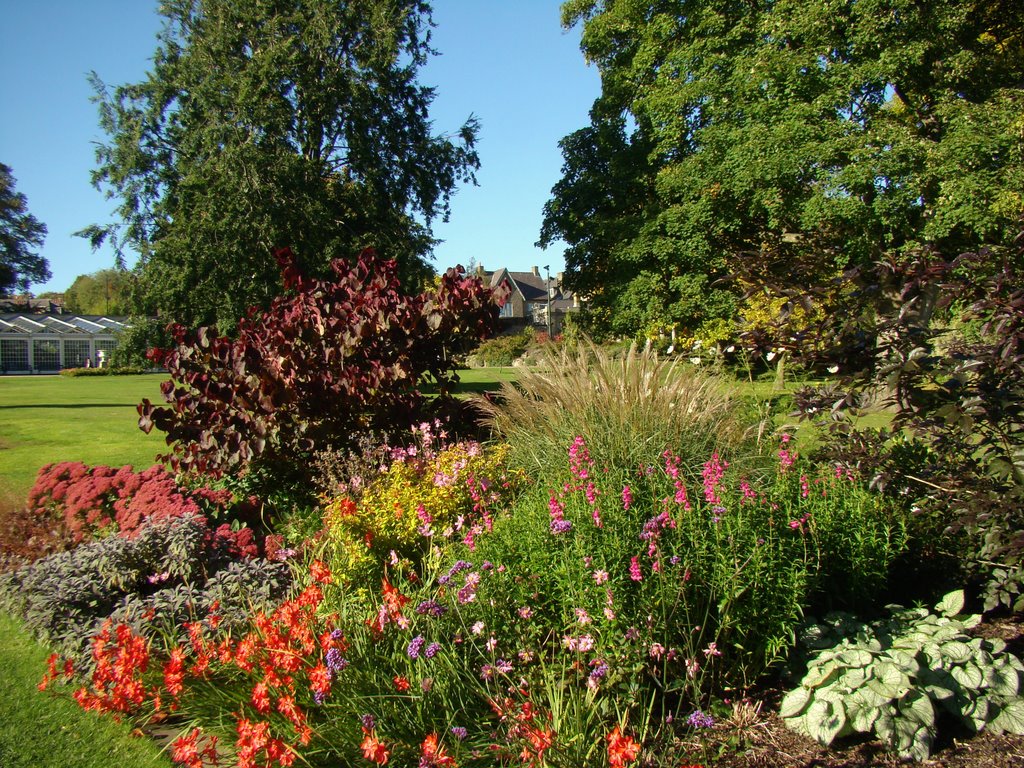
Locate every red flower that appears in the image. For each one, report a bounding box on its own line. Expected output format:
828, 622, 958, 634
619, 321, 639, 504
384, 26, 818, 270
360, 728, 390, 764
393, 675, 410, 692
170, 728, 219, 767
381, 578, 410, 618
607, 725, 640, 768
420, 732, 457, 767
309, 559, 332, 584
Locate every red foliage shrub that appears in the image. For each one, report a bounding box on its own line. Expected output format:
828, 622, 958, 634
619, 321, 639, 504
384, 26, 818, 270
26, 461, 248, 546
139, 248, 502, 481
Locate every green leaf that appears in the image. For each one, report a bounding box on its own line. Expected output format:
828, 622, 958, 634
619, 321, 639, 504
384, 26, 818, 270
899, 690, 936, 728
984, 660, 1021, 698
941, 640, 974, 664
866, 661, 909, 700
805, 698, 847, 746
936, 590, 965, 617
802, 663, 840, 689
847, 691, 881, 733
780, 686, 812, 719
991, 699, 1024, 735
952, 662, 985, 690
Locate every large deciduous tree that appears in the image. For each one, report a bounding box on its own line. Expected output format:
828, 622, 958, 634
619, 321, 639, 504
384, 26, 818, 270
0, 163, 49, 296
85, 0, 479, 332
543, 0, 1024, 342
63, 269, 130, 315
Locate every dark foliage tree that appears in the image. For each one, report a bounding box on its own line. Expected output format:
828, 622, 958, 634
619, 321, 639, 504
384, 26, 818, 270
84, 0, 479, 332
139, 248, 500, 487
795, 228, 1024, 612
543, 0, 1024, 340
0, 162, 49, 295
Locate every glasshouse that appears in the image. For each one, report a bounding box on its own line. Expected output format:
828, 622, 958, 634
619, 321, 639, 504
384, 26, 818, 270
0, 314, 129, 374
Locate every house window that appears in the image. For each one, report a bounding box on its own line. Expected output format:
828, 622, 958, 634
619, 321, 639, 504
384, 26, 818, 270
500, 301, 514, 318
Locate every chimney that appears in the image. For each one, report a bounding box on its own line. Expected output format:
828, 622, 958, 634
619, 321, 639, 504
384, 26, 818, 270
531, 266, 540, 277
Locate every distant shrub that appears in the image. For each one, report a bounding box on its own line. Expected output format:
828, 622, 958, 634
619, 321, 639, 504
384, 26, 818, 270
468, 327, 535, 366
59, 366, 149, 377
0, 515, 290, 662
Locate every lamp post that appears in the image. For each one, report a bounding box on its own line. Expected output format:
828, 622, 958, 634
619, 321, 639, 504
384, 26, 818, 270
543, 265, 551, 338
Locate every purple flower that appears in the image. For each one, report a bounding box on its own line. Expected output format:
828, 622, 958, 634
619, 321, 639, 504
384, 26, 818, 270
325, 648, 348, 672
687, 709, 715, 729
550, 518, 573, 534
450, 726, 468, 741
424, 642, 441, 659
362, 714, 376, 731
416, 599, 447, 618
439, 560, 473, 585
407, 635, 426, 659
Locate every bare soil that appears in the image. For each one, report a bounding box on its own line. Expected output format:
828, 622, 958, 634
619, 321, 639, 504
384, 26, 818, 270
704, 615, 1024, 768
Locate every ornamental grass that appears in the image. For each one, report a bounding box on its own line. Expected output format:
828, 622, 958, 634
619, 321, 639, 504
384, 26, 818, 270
471, 339, 750, 481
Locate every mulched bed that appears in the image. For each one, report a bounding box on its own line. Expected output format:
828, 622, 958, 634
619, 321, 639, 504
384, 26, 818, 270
704, 614, 1024, 768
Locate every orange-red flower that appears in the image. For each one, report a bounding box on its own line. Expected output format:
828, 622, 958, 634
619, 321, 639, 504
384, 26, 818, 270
420, 732, 457, 767
607, 725, 640, 768
309, 559, 332, 584
170, 728, 219, 768
360, 727, 390, 764
393, 675, 411, 692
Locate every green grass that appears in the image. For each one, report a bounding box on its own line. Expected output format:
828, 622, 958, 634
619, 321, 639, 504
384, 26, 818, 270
0, 374, 169, 511
0, 611, 175, 767
0, 370, 517, 512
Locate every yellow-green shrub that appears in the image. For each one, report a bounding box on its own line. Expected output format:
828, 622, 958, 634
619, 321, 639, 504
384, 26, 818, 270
321, 441, 523, 589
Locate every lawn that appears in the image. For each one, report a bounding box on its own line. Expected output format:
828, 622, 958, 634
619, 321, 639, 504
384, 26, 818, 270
0, 374, 170, 512
0, 369, 519, 513
0, 611, 174, 767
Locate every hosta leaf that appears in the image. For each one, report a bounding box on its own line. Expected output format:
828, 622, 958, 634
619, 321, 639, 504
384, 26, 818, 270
803, 662, 840, 689
847, 692, 881, 733
984, 660, 1021, 698
952, 662, 985, 690
899, 690, 936, 727
990, 699, 1024, 735
936, 590, 965, 616
780, 687, 812, 719
941, 640, 974, 664
919, 667, 959, 703
836, 649, 874, 668
895, 720, 934, 762
867, 661, 909, 699
806, 699, 846, 746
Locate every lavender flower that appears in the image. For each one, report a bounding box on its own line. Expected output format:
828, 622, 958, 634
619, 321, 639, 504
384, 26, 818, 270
687, 708, 715, 729
416, 599, 448, 618
407, 635, 426, 659
424, 642, 441, 659
325, 648, 349, 672
450, 726, 468, 740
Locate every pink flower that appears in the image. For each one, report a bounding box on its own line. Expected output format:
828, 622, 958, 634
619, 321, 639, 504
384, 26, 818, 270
593, 569, 609, 584
629, 556, 642, 582
621, 485, 633, 510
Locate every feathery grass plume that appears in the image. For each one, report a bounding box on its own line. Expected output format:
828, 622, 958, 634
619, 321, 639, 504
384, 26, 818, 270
472, 339, 752, 478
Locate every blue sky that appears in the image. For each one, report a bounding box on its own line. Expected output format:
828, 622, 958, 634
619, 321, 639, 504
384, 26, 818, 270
0, 1, 600, 294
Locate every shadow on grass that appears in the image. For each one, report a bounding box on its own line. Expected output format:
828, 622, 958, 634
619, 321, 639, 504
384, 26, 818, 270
0, 404, 140, 409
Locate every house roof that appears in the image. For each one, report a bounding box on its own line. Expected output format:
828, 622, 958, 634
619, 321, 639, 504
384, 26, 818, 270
487, 268, 575, 304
